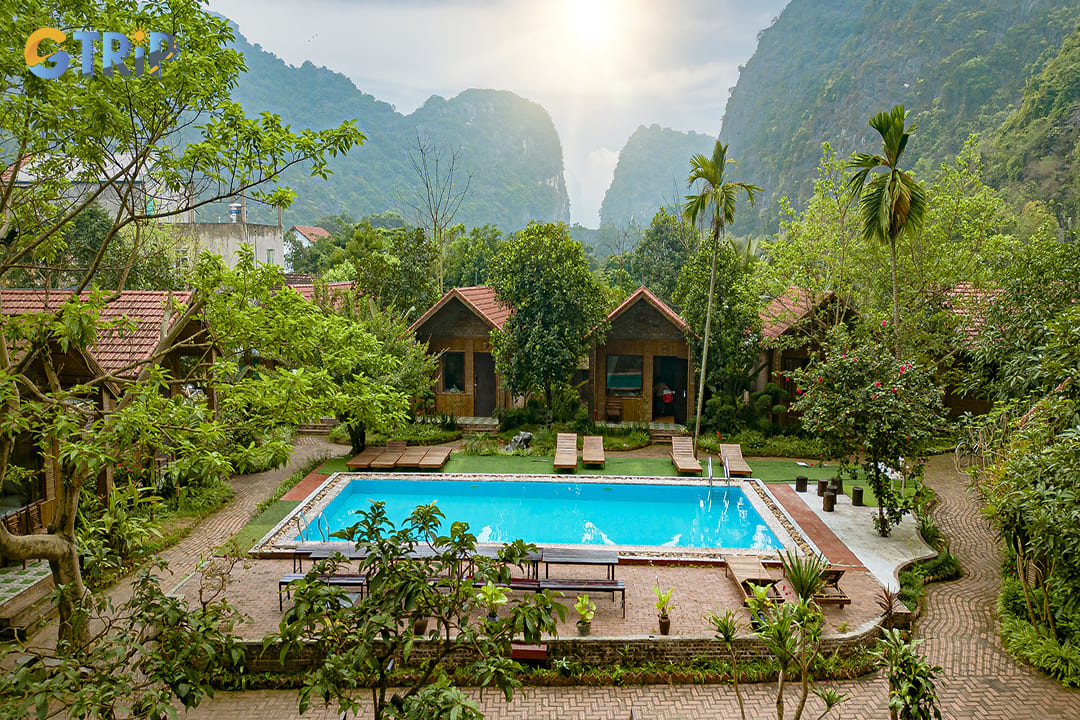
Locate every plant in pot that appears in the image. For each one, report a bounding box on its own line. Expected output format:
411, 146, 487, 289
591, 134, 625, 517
653, 582, 675, 635
574, 593, 596, 636
476, 581, 508, 622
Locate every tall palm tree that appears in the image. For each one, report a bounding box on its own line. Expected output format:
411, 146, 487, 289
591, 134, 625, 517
846, 105, 927, 356
683, 141, 761, 446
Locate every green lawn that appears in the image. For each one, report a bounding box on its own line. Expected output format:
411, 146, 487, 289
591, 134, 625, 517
316, 453, 843, 483
232, 499, 298, 552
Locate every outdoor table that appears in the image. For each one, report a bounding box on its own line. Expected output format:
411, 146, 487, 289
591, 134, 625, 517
542, 548, 619, 581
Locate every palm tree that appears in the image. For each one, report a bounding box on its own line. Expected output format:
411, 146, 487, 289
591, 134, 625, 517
846, 105, 927, 356
682, 141, 761, 446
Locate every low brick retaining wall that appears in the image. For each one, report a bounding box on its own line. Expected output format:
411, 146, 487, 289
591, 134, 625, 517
240, 608, 910, 674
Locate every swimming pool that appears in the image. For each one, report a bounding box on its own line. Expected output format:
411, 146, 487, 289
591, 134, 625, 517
301, 478, 781, 551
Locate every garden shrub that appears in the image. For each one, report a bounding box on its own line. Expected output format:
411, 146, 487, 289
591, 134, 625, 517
1001, 615, 1080, 687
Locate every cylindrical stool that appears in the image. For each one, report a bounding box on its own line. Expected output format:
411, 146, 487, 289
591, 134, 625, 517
816, 479, 829, 497
852, 486, 864, 506
823, 490, 836, 512
795, 475, 808, 493
832, 476, 844, 495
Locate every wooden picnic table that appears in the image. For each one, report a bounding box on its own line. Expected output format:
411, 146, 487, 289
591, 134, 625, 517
542, 547, 619, 581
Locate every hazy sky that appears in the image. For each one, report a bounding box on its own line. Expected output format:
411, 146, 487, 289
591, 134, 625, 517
208, 0, 790, 227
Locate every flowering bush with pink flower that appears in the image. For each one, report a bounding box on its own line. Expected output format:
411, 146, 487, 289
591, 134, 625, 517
791, 327, 945, 536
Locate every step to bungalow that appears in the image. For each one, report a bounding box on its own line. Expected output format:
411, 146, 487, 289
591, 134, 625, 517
0, 573, 56, 640
297, 418, 337, 435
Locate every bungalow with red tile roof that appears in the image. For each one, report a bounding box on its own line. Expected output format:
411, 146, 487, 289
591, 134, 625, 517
0, 290, 214, 529
288, 225, 332, 247
409, 286, 513, 417
590, 287, 696, 425
754, 288, 856, 405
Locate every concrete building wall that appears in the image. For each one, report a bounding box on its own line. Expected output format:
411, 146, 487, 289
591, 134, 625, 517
185, 222, 285, 268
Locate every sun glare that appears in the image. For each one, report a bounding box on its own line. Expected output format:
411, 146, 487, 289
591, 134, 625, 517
564, 0, 615, 52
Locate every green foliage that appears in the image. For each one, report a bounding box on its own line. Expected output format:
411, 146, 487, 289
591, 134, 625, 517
652, 582, 675, 618
76, 482, 162, 589
0, 562, 244, 719
792, 327, 945, 535
573, 594, 596, 623
779, 550, 827, 602
625, 208, 697, 308
875, 629, 944, 720
674, 240, 762, 402
1000, 616, 1080, 687
489, 222, 608, 407
267, 502, 565, 720
443, 224, 505, 288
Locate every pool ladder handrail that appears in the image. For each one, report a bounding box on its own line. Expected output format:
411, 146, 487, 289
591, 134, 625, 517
296, 511, 328, 543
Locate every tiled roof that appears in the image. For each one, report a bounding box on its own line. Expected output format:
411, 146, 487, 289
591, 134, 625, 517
289, 225, 331, 243
288, 281, 359, 304
608, 286, 689, 333
410, 286, 511, 333
945, 282, 1000, 342
760, 287, 822, 339
0, 289, 194, 378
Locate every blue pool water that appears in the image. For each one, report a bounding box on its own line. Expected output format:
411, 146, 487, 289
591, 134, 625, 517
302, 479, 781, 550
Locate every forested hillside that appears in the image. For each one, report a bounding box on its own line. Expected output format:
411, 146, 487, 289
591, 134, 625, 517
717, 0, 1080, 235
224, 28, 570, 230
984, 27, 1080, 232
598, 124, 716, 228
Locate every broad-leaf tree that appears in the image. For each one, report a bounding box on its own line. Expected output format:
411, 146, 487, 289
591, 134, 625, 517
846, 105, 927, 356
791, 327, 944, 536
270, 502, 565, 720
0, 0, 368, 649
627, 208, 696, 309
682, 141, 760, 444
489, 221, 607, 410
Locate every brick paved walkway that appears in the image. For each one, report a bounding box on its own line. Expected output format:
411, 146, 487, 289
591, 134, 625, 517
172, 452, 1080, 719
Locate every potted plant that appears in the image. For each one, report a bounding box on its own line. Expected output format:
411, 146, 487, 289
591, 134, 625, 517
574, 593, 596, 636
653, 582, 674, 635
476, 581, 507, 622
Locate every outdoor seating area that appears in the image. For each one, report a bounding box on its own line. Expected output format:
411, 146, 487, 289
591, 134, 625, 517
670, 435, 702, 474
345, 443, 452, 471
281, 545, 627, 617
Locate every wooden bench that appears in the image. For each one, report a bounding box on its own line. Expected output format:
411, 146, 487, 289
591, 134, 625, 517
370, 441, 407, 469
720, 443, 753, 477
345, 446, 382, 470
670, 436, 702, 474
395, 446, 429, 468
582, 435, 605, 467
553, 432, 578, 471
539, 578, 625, 617
418, 446, 452, 470
278, 573, 368, 610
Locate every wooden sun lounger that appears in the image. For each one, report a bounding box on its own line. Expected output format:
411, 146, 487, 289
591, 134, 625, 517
720, 443, 753, 477
726, 555, 778, 605
395, 446, 429, 468
670, 436, 702, 474
554, 432, 578, 471
582, 435, 605, 467
418, 446, 452, 470
370, 441, 407, 469
813, 566, 851, 606
345, 446, 382, 470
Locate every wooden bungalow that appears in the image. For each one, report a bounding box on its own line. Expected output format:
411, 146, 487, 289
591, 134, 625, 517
409, 286, 512, 418
591, 287, 695, 425
0, 289, 214, 530
754, 288, 855, 403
